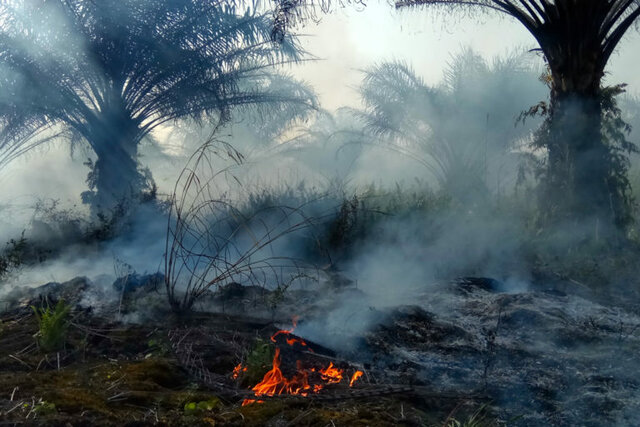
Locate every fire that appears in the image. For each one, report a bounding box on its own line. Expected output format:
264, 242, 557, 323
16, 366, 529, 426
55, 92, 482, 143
232, 363, 247, 379
349, 370, 363, 387
242, 348, 312, 405
238, 316, 365, 406
270, 316, 313, 352
319, 362, 343, 384
241, 350, 366, 406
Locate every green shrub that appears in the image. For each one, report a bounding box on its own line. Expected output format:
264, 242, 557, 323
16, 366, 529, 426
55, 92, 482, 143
31, 299, 71, 352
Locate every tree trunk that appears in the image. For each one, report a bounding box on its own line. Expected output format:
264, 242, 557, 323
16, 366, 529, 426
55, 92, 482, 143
91, 140, 144, 214
83, 114, 147, 216
544, 73, 616, 238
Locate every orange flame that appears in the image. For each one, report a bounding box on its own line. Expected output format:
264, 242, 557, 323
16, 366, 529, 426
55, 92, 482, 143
242, 348, 312, 405
319, 362, 343, 384
241, 316, 363, 406
270, 316, 298, 341
349, 371, 363, 387
232, 363, 247, 379
270, 316, 314, 352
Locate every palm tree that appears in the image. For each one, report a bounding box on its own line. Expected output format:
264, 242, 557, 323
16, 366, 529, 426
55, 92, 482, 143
0, 0, 316, 213
393, 0, 640, 231
353, 49, 545, 204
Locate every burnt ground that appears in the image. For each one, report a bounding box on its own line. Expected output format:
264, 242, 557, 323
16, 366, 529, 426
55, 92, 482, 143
0, 278, 486, 426
3, 275, 640, 426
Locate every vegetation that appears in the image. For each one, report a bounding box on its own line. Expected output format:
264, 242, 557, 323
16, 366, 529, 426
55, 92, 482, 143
2, 1, 640, 424
0, 232, 27, 281
354, 50, 544, 204
164, 136, 325, 313
183, 397, 221, 415
522, 82, 638, 233
31, 299, 71, 353
445, 404, 493, 427
392, 0, 640, 236
0, 0, 315, 214
239, 339, 276, 386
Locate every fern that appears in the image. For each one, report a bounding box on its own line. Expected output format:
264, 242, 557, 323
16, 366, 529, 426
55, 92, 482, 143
31, 299, 71, 353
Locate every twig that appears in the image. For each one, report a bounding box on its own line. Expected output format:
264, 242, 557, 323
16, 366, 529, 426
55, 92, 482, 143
551, 271, 590, 290
15, 342, 36, 356
9, 354, 32, 369
106, 377, 125, 391
107, 391, 131, 402
6, 401, 23, 415
70, 322, 124, 340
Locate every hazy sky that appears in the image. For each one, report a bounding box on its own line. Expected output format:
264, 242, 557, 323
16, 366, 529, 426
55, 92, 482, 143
291, 2, 640, 110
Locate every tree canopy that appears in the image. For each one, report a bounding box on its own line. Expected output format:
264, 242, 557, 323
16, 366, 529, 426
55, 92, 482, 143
394, 0, 640, 95
392, 0, 640, 234
0, 0, 316, 211
354, 50, 545, 202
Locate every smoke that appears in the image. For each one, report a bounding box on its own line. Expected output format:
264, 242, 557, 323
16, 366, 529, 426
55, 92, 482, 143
0, 44, 574, 305
2, 5, 640, 425
3, 202, 167, 288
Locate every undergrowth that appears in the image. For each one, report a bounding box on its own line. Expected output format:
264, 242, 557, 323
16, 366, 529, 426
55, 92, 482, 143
31, 298, 71, 352
0, 232, 28, 280
0, 197, 167, 285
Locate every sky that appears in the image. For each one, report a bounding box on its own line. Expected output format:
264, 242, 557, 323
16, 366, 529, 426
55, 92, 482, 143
290, 2, 640, 110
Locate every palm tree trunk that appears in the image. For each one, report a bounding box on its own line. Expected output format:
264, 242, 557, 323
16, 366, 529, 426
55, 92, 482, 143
544, 71, 615, 236
91, 142, 144, 214
84, 115, 146, 216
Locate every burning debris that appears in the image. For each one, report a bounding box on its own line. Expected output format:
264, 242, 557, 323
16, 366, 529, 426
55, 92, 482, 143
269, 315, 314, 352
235, 318, 364, 405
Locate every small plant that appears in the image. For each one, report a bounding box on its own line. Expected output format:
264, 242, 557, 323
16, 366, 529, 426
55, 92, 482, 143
164, 137, 322, 313
32, 400, 57, 417
31, 299, 71, 352
183, 398, 220, 415
326, 195, 360, 255
444, 404, 492, 427
239, 339, 275, 386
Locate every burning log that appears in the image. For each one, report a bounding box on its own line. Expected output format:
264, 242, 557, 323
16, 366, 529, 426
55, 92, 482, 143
270, 317, 314, 352
269, 316, 336, 356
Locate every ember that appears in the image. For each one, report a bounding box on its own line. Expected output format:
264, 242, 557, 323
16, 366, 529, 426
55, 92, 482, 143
270, 316, 313, 352
232, 363, 247, 379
